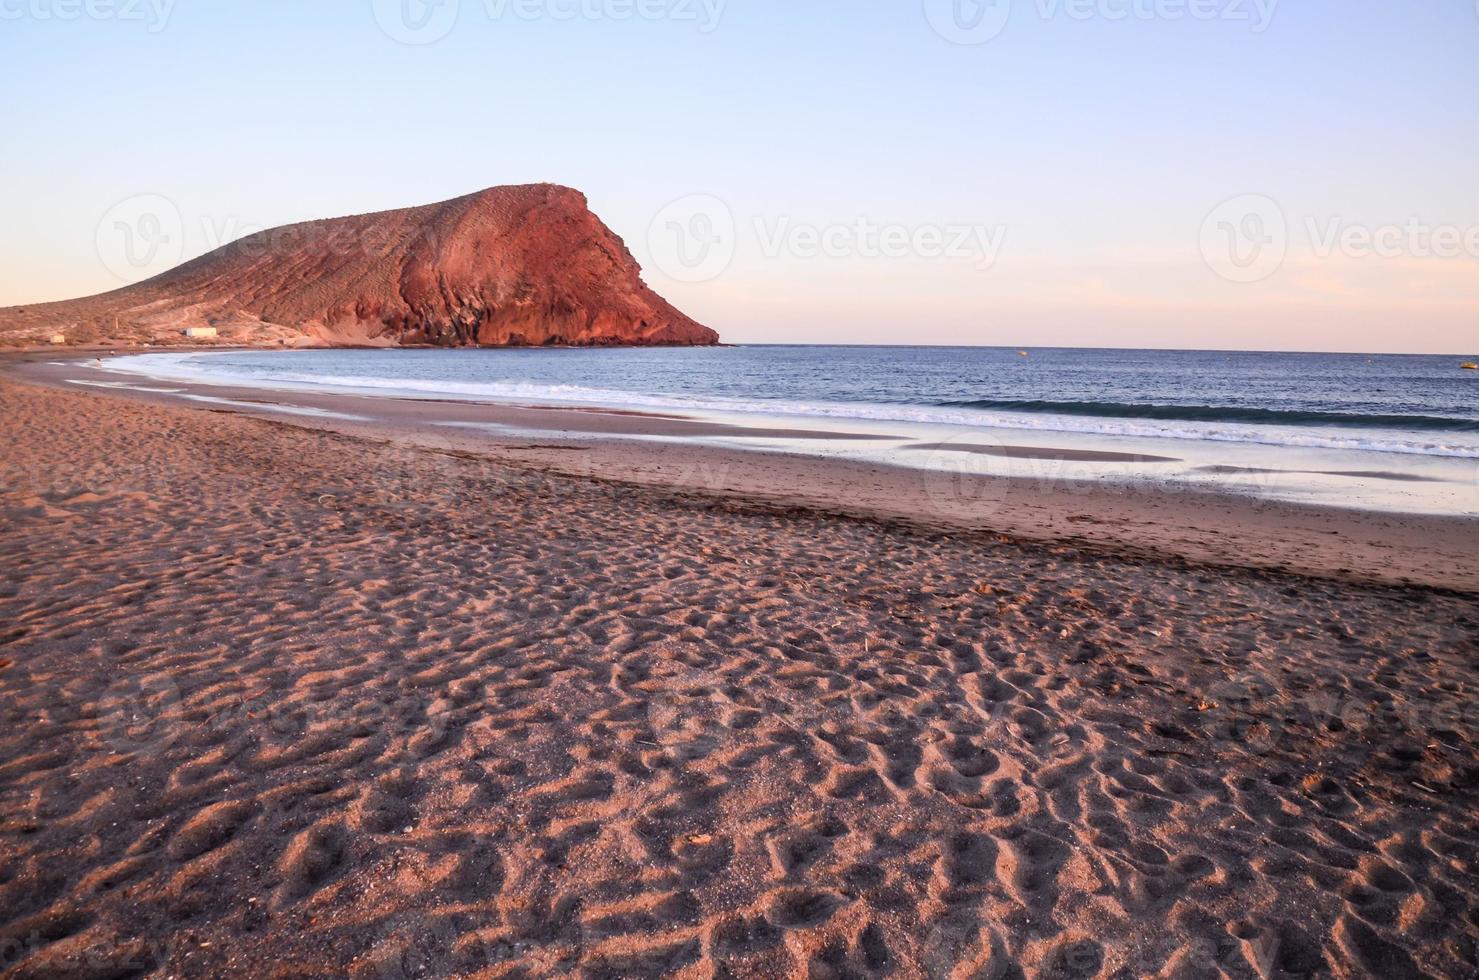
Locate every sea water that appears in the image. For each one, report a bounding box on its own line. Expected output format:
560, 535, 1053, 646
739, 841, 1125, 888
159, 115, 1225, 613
102, 345, 1479, 515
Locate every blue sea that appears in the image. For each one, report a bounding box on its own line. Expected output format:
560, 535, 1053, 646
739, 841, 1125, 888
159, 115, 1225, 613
106, 346, 1479, 459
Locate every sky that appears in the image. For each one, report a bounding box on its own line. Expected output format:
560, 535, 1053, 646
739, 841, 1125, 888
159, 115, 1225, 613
1, 0, 1476, 352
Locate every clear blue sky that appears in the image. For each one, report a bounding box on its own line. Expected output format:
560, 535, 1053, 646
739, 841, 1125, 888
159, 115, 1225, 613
2, 0, 1476, 351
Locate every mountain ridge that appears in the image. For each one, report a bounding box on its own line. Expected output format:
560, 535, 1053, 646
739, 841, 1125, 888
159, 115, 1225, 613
0, 184, 719, 348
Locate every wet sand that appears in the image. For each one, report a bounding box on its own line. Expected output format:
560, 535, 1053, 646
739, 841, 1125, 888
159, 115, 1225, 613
1, 370, 1477, 977
910, 444, 1182, 464
1195, 465, 1446, 484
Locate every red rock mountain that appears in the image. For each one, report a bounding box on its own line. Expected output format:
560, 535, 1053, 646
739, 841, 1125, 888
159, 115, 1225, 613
0, 184, 719, 348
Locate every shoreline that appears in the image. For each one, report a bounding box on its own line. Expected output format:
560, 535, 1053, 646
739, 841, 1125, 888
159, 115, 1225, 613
3, 350, 1476, 593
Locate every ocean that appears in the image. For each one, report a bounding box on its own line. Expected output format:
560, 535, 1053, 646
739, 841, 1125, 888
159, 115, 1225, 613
106, 346, 1479, 459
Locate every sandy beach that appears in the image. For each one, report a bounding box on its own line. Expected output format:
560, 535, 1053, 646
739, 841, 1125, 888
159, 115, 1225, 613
0, 365, 1476, 977
8, 0, 1479, 972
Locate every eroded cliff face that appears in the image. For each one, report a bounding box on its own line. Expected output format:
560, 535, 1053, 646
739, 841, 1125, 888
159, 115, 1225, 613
0, 184, 719, 348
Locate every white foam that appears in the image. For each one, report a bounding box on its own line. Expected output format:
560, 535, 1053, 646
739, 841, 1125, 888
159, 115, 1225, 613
68, 379, 184, 394
176, 394, 372, 422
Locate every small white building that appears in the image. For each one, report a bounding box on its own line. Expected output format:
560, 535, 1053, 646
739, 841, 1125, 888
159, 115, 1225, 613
183, 327, 219, 339
49, 334, 67, 345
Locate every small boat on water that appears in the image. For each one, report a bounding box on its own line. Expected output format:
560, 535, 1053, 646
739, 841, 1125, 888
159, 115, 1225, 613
1462, 362, 1478, 370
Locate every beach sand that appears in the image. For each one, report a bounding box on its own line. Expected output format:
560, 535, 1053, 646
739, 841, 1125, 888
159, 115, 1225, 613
1, 374, 1477, 977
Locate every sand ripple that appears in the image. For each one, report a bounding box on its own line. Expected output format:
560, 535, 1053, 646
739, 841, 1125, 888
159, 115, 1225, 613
1, 380, 1476, 977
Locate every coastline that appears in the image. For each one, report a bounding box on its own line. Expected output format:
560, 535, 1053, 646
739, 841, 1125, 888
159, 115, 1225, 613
3, 350, 1476, 593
